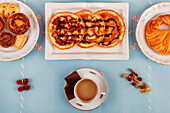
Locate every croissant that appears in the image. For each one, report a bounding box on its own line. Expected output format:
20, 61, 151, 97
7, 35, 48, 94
146, 14, 170, 55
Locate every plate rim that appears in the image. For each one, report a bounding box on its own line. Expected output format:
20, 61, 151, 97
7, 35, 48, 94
136, 1, 170, 65
64, 67, 108, 111
0, 0, 40, 62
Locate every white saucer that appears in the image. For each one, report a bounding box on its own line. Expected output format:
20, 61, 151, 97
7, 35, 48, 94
0, 0, 39, 61
136, 2, 170, 65
64, 68, 108, 111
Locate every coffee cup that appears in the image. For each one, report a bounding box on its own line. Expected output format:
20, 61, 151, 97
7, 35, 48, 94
74, 78, 105, 106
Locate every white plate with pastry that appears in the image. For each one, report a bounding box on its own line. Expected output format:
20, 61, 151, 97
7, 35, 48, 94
45, 3, 129, 60
136, 2, 170, 65
0, 0, 39, 61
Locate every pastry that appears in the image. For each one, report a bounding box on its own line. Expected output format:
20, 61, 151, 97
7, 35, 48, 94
0, 16, 4, 32
8, 13, 30, 35
146, 14, 170, 55
96, 10, 126, 48
48, 12, 85, 50
0, 32, 15, 48
0, 3, 8, 18
4, 3, 20, 18
76, 9, 105, 48
13, 35, 27, 50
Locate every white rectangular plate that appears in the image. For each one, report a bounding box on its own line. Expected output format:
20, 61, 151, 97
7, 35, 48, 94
45, 2, 129, 60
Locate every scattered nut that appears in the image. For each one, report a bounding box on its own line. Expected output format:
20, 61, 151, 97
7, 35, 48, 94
136, 84, 142, 89
133, 77, 141, 84
129, 68, 138, 77
141, 87, 152, 94
122, 69, 152, 94
122, 74, 130, 79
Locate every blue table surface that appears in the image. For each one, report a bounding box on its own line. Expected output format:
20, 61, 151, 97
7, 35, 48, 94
0, 0, 170, 113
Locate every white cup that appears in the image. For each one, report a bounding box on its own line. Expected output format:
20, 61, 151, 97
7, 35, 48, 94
74, 78, 102, 105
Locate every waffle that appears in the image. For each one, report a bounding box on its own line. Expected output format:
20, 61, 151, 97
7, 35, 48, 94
77, 10, 105, 48
96, 10, 126, 48
48, 12, 85, 50
0, 16, 4, 32
8, 13, 30, 35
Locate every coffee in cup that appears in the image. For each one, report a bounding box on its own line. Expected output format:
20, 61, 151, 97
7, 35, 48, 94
74, 79, 98, 102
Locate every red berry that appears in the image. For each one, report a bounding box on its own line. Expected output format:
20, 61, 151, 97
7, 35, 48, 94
127, 77, 132, 82
130, 74, 134, 77
132, 82, 137, 86
140, 86, 145, 89
24, 85, 31, 91
21, 78, 29, 85
18, 86, 24, 92
16, 80, 21, 85
138, 77, 142, 81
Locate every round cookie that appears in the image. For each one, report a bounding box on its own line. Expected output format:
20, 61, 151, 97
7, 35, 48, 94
0, 16, 4, 32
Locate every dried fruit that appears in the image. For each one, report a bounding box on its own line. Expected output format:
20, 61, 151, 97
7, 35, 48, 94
129, 68, 138, 77
21, 78, 29, 85
18, 86, 24, 92
140, 86, 145, 89
136, 84, 142, 89
122, 74, 130, 79
145, 87, 152, 93
16, 80, 21, 85
142, 82, 149, 88
141, 87, 152, 93
130, 74, 134, 77
24, 85, 31, 91
122, 69, 152, 94
133, 77, 141, 84
16, 78, 31, 92
127, 77, 132, 82
132, 82, 136, 86
138, 77, 142, 81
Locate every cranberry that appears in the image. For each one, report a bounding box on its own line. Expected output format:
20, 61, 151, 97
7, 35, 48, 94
130, 74, 134, 77
127, 77, 132, 82
21, 78, 29, 85
132, 82, 137, 86
18, 86, 24, 92
16, 80, 21, 85
138, 77, 142, 81
24, 85, 31, 91
140, 86, 145, 89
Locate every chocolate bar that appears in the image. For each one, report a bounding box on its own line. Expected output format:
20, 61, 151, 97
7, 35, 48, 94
64, 84, 75, 100
64, 71, 81, 85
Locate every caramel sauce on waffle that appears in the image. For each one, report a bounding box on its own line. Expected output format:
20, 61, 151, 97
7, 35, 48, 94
96, 10, 126, 48
48, 12, 85, 50
77, 10, 105, 48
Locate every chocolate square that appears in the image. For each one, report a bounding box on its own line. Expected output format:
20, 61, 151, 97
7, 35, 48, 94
64, 84, 75, 100
64, 71, 81, 85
